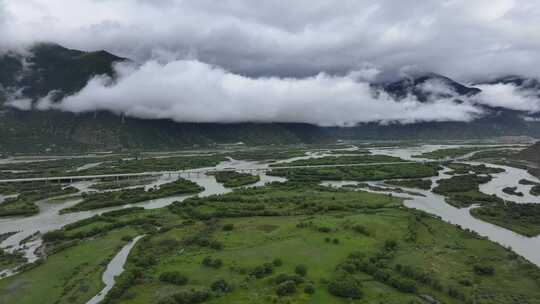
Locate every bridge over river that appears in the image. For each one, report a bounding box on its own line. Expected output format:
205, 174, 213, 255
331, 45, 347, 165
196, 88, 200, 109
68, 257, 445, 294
0, 160, 440, 184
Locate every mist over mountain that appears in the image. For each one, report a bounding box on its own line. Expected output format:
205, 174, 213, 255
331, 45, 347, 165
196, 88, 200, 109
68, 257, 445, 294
1, 43, 540, 153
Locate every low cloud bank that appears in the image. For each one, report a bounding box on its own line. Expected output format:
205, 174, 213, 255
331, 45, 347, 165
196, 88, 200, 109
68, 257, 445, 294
17, 60, 487, 126
475, 83, 540, 113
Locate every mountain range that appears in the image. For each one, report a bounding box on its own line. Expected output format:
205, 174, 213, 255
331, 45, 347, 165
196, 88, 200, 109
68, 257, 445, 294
1, 43, 539, 154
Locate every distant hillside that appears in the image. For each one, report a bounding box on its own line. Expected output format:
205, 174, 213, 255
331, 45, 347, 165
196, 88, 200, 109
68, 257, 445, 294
0, 43, 124, 103
516, 142, 540, 167
380, 73, 481, 102
0, 110, 329, 154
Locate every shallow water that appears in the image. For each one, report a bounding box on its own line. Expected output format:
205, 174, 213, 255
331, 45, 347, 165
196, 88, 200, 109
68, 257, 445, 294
370, 144, 525, 161
0, 158, 289, 275
0, 194, 17, 205
86, 235, 144, 304
75, 162, 103, 172
2, 145, 540, 279
477, 162, 540, 204
322, 165, 540, 266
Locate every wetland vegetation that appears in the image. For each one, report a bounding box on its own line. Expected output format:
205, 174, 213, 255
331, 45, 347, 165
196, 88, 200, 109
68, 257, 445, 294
0, 182, 78, 217
413, 147, 498, 160
433, 174, 501, 208
471, 202, 540, 237
209, 171, 260, 187
270, 154, 403, 167
3, 181, 540, 304
270, 162, 441, 182
0, 154, 226, 179
384, 179, 432, 190
62, 178, 202, 213
2, 143, 540, 304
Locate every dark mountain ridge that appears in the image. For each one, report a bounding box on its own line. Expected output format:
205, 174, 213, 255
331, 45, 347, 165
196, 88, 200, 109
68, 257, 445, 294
0, 43, 123, 103
380, 72, 481, 102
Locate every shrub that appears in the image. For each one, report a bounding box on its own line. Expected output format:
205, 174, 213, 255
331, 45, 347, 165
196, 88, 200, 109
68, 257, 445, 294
158, 296, 177, 304
275, 273, 304, 285
159, 271, 188, 285
473, 264, 495, 276
273, 258, 283, 267
250, 263, 274, 278
222, 223, 234, 231
202, 256, 223, 269
158, 238, 181, 251
318, 226, 332, 233
384, 240, 398, 251
304, 284, 315, 294
448, 286, 466, 300
210, 240, 223, 250
352, 225, 370, 236
121, 235, 134, 242
211, 279, 232, 293
170, 289, 211, 304
42, 230, 65, 242
295, 264, 307, 277
388, 277, 417, 293
276, 280, 296, 296
328, 275, 363, 299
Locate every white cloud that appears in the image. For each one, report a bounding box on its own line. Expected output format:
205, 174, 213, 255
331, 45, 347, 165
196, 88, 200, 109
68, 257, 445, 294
5, 98, 32, 110
475, 83, 540, 112
1, 0, 540, 80
2, 0, 540, 125
35, 60, 484, 126
523, 116, 540, 122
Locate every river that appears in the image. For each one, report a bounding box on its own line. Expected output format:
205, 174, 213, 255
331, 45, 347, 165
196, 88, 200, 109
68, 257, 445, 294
1, 144, 539, 280
86, 235, 145, 304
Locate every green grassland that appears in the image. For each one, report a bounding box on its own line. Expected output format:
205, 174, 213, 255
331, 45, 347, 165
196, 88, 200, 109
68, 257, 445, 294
62, 178, 202, 213
0, 156, 124, 179
270, 154, 403, 167
0, 249, 25, 273
77, 155, 226, 176
225, 149, 308, 161
0, 183, 79, 217
210, 171, 260, 187
3, 148, 540, 304
327, 149, 370, 155
467, 149, 518, 161
112, 184, 540, 303
432, 174, 502, 208
0, 154, 226, 179
384, 179, 432, 190
471, 203, 540, 237
270, 163, 441, 182
434, 168, 540, 236
90, 177, 158, 191
2, 182, 540, 303
413, 147, 497, 160
0, 227, 137, 304
446, 163, 505, 175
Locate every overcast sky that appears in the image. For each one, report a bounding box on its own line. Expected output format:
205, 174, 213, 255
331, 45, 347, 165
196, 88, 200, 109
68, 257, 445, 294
3, 0, 540, 80
2, 0, 540, 125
